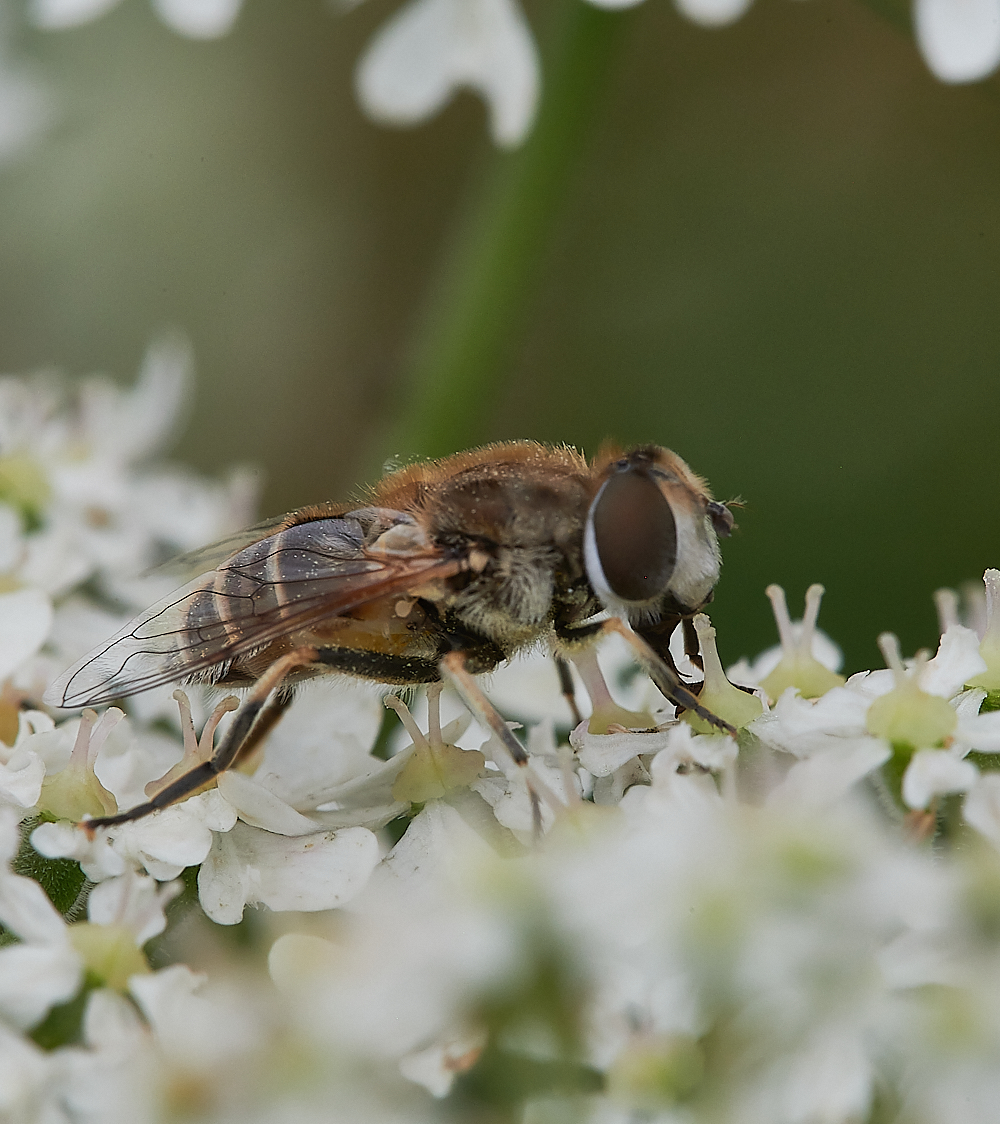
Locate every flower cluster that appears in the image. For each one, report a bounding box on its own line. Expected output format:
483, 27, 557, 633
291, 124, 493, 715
27, 0, 1000, 147
5, 357, 1000, 1120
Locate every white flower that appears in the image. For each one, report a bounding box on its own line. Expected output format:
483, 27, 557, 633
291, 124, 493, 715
765, 736, 890, 810
85, 868, 180, 945
198, 818, 380, 925
0, 588, 51, 684
920, 622, 988, 697
104, 790, 238, 881
915, 0, 1000, 82
0, 338, 256, 616
901, 748, 979, 810
55, 988, 156, 1123
0, 711, 53, 814
0, 807, 82, 1030
30, 0, 243, 38
128, 963, 262, 1069
398, 1026, 487, 1097
730, 584, 845, 702
269, 826, 521, 1059
0, 7, 48, 167
588, 0, 753, 26
0, 1021, 52, 1122
964, 773, 1000, 847
355, 0, 541, 147
250, 679, 386, 809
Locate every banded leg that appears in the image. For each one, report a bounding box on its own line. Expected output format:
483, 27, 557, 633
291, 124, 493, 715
440, 650, 562, 834
83, 648, 319, 831
553, 654, 583, 727
229, 686, 295, 770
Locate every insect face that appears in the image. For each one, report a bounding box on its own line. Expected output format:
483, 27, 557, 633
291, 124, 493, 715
583, 446, 727, 621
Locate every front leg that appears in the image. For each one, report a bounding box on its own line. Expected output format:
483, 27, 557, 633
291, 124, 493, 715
440, 649, 562, 837
556, 615, 734, 736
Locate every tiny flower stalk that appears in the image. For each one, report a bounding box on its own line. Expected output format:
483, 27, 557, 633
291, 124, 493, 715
966, 570, 1000, 706
572, 648, 655, 734
389, 689, 486, 804
867, 633, 958, 809
144, 690, 239, 799
38, 708, 119, 821
759, 584, 845, 701
684, 615, 763, 735
934, 587, 960, 634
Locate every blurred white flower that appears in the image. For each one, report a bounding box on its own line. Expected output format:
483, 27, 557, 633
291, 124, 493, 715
54, 988, 156, 1123
587, 0, 1000, 85
29, 0, 243, 38
0, 4, 48, 166
914, 0, 1000, 82
0, 337, 257, 619
0, 589, 51, 685
902, 747, 978, 809
586, 0, 752, 27
355, 0, 541, 147
0, 807, 81, 1029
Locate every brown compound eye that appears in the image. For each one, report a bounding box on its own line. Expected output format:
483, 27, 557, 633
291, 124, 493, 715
586, 469, 677, 604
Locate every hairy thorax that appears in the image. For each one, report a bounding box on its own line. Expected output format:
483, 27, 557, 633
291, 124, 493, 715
379, 446, 595, 656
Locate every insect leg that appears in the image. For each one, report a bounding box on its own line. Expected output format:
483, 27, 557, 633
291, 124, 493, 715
553, 654, 583, 727
229, 685, 295, 769
83, 648, 319, 830
599, 618, 736, 736
682, 616, 704, 672
439, 650, 562, 834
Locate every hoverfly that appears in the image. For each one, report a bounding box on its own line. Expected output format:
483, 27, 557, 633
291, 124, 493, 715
45, 442, 736, 828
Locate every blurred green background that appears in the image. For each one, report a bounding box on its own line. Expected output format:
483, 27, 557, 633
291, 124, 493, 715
1, 0, 997, 674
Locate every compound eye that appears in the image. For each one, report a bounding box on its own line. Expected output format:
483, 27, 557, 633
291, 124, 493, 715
587, 470, 677, 603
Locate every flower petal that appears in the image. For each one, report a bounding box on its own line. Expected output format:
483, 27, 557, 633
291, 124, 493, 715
0, 589, 51, 683
87, 871, 180, 945
198, 822, 379, 924
355, 0, 540, 147
217, 770, 325, 836
915, 0, 1000, 82
0, 867, 69, 946
920, 624, 987, 698
956, 707, 1000, 752
766, 737, 890, 810
964, 773, 1000, 847
571, 722, 672, 778
0, 942, 81, 1029
0, 747, 45, 810
902, 748, 978, 809
152, 0, 242, 38
674, 0, 754, 27
31, 820, 126, 881
28, 0, 119, 30
110, 793, 233, 881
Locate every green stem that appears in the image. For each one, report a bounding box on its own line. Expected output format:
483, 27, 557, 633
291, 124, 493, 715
382, 0, 631, 462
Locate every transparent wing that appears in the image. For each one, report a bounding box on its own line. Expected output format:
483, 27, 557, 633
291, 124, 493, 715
147, 503, 350, 581
147, 513, 292, 581
45, 512, 462, 709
